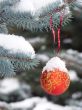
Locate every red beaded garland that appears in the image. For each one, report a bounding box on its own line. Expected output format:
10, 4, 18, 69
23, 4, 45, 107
40, 69, 70, 95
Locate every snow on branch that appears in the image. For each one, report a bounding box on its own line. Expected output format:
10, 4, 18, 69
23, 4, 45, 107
0, 0, 74, 31
0, 34, 39, 77
0, 34, 35, 57
11, 0, 59, 14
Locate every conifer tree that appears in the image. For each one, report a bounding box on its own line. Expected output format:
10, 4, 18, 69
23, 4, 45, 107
0, 0, 79, 77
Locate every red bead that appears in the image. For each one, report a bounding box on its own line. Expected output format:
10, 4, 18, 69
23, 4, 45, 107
40, 69, 70, 95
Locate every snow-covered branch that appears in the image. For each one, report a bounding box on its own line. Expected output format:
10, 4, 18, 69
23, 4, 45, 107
0, 0, 73, 31
0, 34, 39, 77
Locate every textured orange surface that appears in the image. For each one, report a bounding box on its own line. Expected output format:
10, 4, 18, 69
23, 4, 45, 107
40, 69, 70, 95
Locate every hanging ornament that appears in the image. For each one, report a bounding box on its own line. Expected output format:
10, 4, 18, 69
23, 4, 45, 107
40, 57, 70, 95
40, 5, 70, 95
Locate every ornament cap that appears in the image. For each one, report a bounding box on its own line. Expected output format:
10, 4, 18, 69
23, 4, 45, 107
42, 57, 68, 73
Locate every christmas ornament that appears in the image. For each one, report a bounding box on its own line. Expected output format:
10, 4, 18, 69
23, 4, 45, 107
40, 57, 70, 95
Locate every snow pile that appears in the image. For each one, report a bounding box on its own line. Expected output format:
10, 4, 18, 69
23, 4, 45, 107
37, 54, 49, 62
11, 0, 63, 14
69, 70, 79, 81
63, 38, 72, 44
66, 99, 82, 107
66, 49, 82, 62
66, 49, 78, 55
10, 97, 42, 109
29, 37, 46, 44
72, 92, 82, 100
0, 78, 20, 94
10, 97, 79, 110
0, 101, 11, 110
33, 98, 71, 110
77, 53, 82, 59
0, 78, 31, 101
0, 34, 35, 58
0, 78, 81, 110
42, 57, 68, 73
76, 0, 82, 5
60, 49, 82, 77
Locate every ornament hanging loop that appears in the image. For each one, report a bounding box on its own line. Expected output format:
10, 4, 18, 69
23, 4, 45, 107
49, 11, 64, 54
57, 13, 63, 53
49, 15, 56, 44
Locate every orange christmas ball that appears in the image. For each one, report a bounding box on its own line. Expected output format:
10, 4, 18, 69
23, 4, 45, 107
40, 69, 70, 95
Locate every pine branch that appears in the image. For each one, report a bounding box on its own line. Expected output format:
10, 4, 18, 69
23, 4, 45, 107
0, 59, 15, 77
0, 23, 8, 33
0, 54, 39, 70
0, 34, 39, 77
0, 0, 20, 8
64, 0, 76, 4
39, 4, 65, 18
0, 0, 75, 31
38, 3, 72, 29
0, 54, 32, 62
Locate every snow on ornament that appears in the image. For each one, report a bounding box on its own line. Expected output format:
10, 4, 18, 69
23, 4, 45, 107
40, 57, 70, 95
